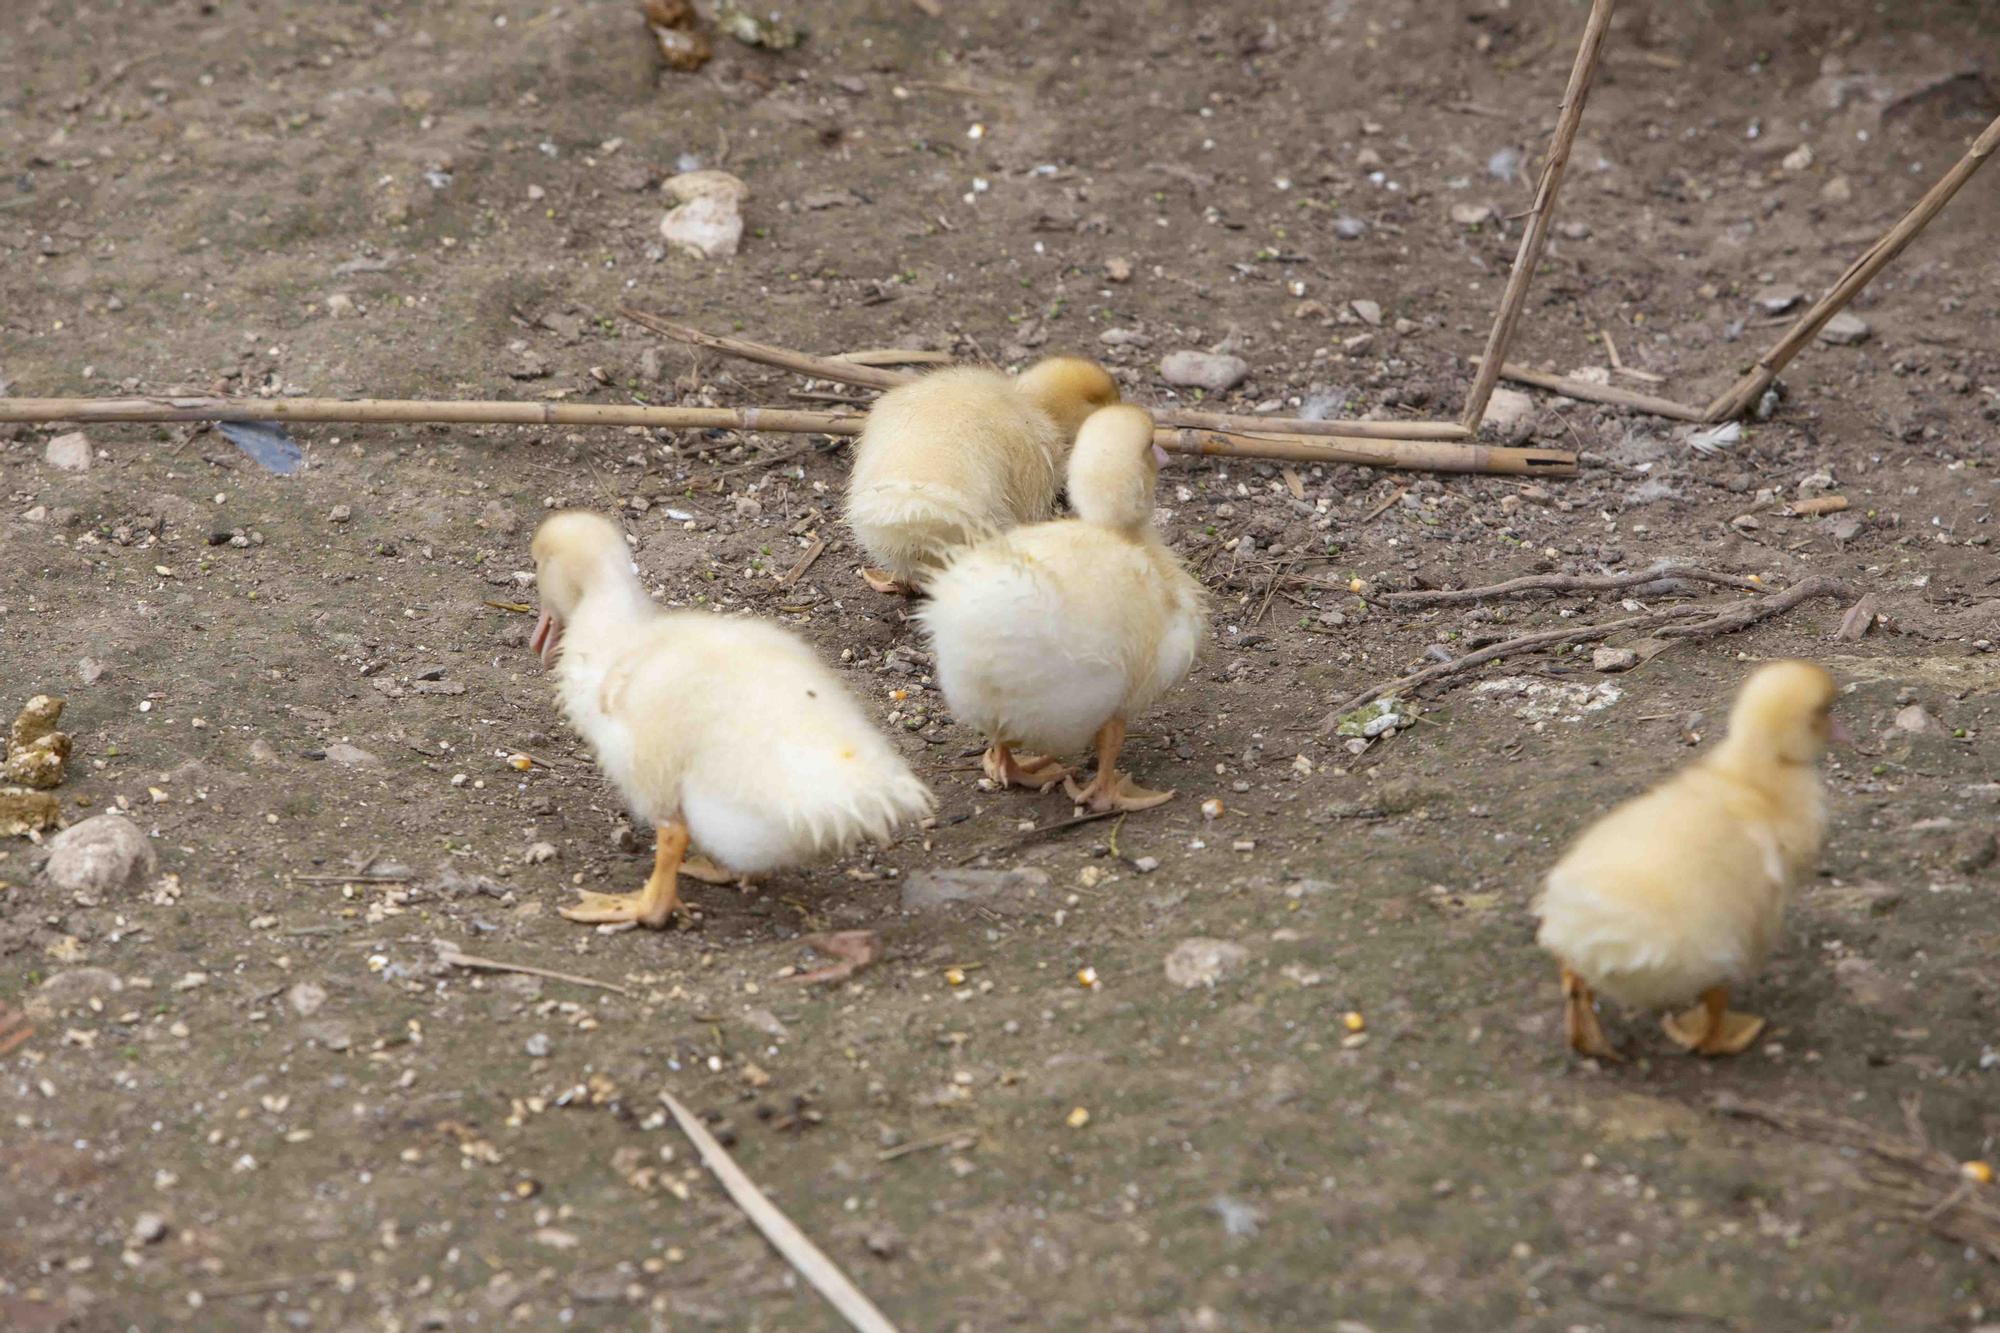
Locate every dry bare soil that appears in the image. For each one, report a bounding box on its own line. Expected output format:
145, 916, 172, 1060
3, 1, 1998, 1329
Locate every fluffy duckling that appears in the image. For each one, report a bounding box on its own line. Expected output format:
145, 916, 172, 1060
530, 511, 934, 927
844, 356, 1120, 594
1533, 660, 1843, 1059
920, 404, 1205, 812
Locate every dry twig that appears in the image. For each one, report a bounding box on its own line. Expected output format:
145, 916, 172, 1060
1460, 0, 1617, 431
1477, 359, 1708, 421
1704, 112, 2000, 422
661, 1090, 902, 1332
1712, 1094, 2000, 1262
1383, 560, 1764, 606
1319, 576, 1848, 727
432, 943, 636, 998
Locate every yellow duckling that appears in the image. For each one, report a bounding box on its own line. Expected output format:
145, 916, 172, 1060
1534, 660, 1844, 1059
530, 511, 934, 928
843, 356, 1120, 594
920, 405, 1205, 811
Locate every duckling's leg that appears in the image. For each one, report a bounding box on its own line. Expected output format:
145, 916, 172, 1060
1561, 966, 1624, 1062
1661, 986, 1765, 1056
1063, 717, 1174, 813
561, 820, 688, 929
860, 567, 918, 596
982, 743, 1070, 792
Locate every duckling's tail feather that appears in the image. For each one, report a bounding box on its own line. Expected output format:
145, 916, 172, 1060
844, 481, 992, 587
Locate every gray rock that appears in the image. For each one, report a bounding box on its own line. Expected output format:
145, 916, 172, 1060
1333, 215, 1369, 240
44, 815, 154, 895
286, 981, 329, 1017
1818, 312, 1871, 345
45, 431, 93, 472
131, 1212, 169, 1246
1479, 386, 1536, 442
525, 1032, 553, 1058
298, 1019, 353, 1052
37, 966, 125, 1007
1349, 299, 1383, 327
323, 743, 381, 768
1754, 285, 1804, 314
1160, 350, 1250, 393
900, 866, 1051, 915
480, 500, 522, 536
1893, 704, 1943, 735
1592, 646, 1640, 673
660, 170, 748, 260
1164, 937, 1251, 989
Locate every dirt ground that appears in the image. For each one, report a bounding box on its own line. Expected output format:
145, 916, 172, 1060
4, 0, 1999, 1328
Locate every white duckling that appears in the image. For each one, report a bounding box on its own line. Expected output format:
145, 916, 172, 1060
919, 404, 1205, 812
530, 511, 934, 928
844, 355, 1121, 594
1534, 660, 1843, 1059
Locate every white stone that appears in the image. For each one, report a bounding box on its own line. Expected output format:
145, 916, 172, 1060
45, 431, 93, 472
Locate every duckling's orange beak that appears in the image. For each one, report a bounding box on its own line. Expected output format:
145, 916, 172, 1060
530, 609, 564, 670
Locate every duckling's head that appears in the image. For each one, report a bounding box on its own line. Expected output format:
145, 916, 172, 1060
1066, 404, 1165, 533
529, 511, 639, 668
1723, 659, 1842, 767
1016, 356, 1121, 440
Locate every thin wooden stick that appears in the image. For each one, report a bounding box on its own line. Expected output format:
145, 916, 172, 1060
432, 943, 636, 998
660, 1089, 902, 1333
1479, 361, 1708, 421
0, 396, 866, 434
836, 349, 953, 367
1703, 112, 2000, 422
1460, 0, 1618, 432
622, 308, 914, 390
624, 308, 1478, 441
1141, 407, 1470, 442
778, 534, 826, 589
1319, 575, 1847, 728
0, 396, 1574, 477
1167, 427, 1575, 475
1383, 560, 1765, 605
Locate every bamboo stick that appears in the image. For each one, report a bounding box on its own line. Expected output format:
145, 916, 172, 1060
622, 308, 1478, 441
1476, 360, 1708, 421
1459, 0, 1617, 432
621, 308, 914, 390
1166, 428, 1576, 476
1702, 111, 2000, 423
1148, 408, 1470, 441
0, 396, 1578, 476
0, 396, 867, 434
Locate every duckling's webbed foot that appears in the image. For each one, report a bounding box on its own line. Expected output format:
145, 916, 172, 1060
1561, 965, 1624, 1062
1661, 986, 1764, 1056
1062, 717, 1175, 813
561, 820, 689, 929
859, 567, 919, 597
982, 744, 1070, 792
679, 853, 748, 886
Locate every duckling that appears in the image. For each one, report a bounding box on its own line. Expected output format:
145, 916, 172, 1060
530, 511, 934, 928
844, 356, 1121, 594
919, 404, 1205, 812
1533, 660, 1843, 1060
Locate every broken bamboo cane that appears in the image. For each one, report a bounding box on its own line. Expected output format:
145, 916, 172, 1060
1459, 0, 1617, 432
619, 308, 1476, 442
1476, 359, 1708, 421
1702, 110, 2000, 423
0, 396, 1577, 477
0, 396, 866, 434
